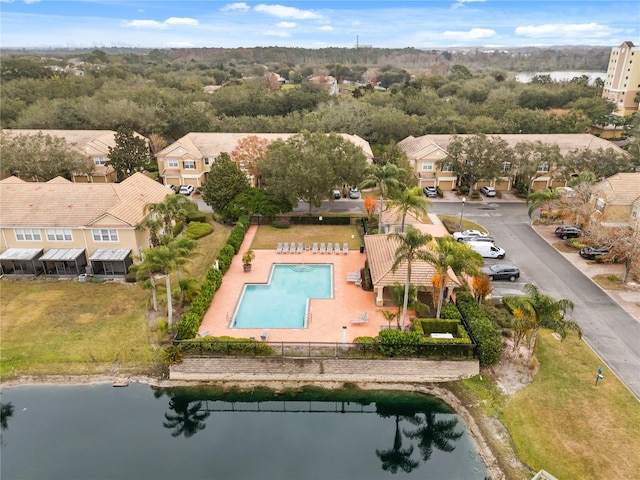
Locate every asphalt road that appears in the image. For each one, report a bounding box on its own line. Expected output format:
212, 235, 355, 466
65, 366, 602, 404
432, 200, 640, 399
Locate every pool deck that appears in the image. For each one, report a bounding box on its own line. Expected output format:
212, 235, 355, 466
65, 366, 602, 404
199, 225, 394, 343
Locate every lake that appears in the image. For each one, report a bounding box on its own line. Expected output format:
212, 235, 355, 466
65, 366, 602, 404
0, 383, 489, 480
514, 71, 606, 84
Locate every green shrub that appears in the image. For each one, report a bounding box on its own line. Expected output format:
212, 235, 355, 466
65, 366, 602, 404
184, 222, 213, 240
456, 295, 502, 366
272, 219, 290, 229
185, 210, 206, 223
217, 244, 235, 273
440, 303, 461, 320
179, 337, 273, 356
163, 345, 184, 365
566, 238, 587, 249
436, 186, 443, 197
377, 329, 423, 357
413, 318, 460, 336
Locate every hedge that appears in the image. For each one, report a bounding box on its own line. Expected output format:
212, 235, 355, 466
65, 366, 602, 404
290, 215, 352, 225
178, 336, 273, 356
184, 222, 213, 240
440, 303, 462, 320
413, 318, 460, 336
456, 291, 502, 365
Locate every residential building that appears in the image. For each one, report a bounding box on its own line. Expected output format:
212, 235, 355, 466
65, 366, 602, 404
602, 41, 640, 115
590, 172, 640, 231
0, 173, 170, 276
2, 129, 146, 183
399, 133, 629, 192
156, 132, 374, 188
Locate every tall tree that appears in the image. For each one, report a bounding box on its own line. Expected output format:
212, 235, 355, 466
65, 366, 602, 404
526, 189, 560, 218
387, 187, 431, 233
445, 134, 511, 194
107, 126, 154, 182
560, 147, 634, 181
230, 135, 271, 187
0, 131, 93, 181
504, 284, 579, 358
512, 141, 563, 195
360, 163, 403, 233
201, 152, 250, 214
587, 223, 640, 284
144, 194, 191, 244
389, 227, 434, 331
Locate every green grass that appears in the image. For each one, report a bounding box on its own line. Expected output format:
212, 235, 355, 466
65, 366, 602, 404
250, 224, 362, 250
437, 214, 488, 234
501, 331, 640, 479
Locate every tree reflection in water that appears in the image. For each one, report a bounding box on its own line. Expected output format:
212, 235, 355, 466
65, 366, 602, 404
163, 397, 210, 438
404, 412, 463, 461
375, 415, 419, 474
1, 402, 15, 447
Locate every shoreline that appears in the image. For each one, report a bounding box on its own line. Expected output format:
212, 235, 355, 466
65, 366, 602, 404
1, 374, 510, 480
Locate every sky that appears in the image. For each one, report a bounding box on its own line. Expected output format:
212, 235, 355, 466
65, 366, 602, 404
1, 0, 639, 50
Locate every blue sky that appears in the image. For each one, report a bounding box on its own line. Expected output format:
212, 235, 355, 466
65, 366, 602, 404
1, 1, 638, 49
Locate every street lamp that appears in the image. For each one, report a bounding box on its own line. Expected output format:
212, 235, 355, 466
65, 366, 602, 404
459, 197, 466, 229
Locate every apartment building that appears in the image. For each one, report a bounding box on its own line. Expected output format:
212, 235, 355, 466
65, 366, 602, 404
602, 41, 640, 115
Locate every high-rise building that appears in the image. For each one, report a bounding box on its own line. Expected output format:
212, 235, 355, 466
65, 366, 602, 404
602, 41, 640, 115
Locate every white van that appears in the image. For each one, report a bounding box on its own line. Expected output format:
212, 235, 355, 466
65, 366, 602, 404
467, 241, 506, 259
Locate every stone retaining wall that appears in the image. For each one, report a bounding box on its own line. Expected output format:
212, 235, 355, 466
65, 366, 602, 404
170, 356, 479, 382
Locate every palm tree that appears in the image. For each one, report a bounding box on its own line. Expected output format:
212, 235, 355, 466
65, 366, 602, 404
404, 411, 463, 462
387, 186, 431, 232
526, 188, 560, 218
431, 237, 484, 318
504, 283, 580, 358
360, 163, 404, 233
389, 226, 434, 331
144, 194, 189, 242
375, 415, 419, 474
163, 397, 210, 438
168, 236, 197, 301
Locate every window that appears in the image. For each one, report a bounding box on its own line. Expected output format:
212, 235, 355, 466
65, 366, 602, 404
632, 205, 638, 219
46, 228, 73, 241
595, 198, 605, 213
421, 162, 434, 171
15, 228, 41, 241
93, 157, 106, 166
167, 159, 179, 168
501, 162, 512, 172
441, 163, 453, 172
537, 162, 550, 172
204, 157, 212, 166
92, 229, 119, 242
183, 160, 196, 170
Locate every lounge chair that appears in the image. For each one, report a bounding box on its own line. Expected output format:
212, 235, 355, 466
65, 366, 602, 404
289, 241, 295, 253
346, 271, 360, 281
351, 312, 368, 324
334, 243, 341, 254
312, 242, 318, 254
320, 242, 326, 254
282, 242, 289, 254
260, 330, 269, 341
327, 243, 333, 254
276, 242, 283, 254
305, 243, 311, 252
297, 242, 303, 253
343, 243, 349, 254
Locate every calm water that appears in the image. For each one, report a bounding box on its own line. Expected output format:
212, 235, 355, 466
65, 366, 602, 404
514, 71, 605, 84
0, 383, 489, 480
234, 264, 332, 328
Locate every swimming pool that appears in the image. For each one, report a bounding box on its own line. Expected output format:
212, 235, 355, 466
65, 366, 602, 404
232, 264, 333, 328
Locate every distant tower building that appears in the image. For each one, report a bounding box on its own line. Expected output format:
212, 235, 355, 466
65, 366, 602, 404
602, 41, 640, 115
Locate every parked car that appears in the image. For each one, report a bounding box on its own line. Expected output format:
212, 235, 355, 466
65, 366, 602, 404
554, 225, 581, 239
459, 236, 495, 244
579, 246, 610, 260
423, 186, 437, 198
467, 241, 506, 259
479, 186, 497, 197
166, 184, 177, 192
331, 189, 342, 199
178, 185, 195, 195
453, 229, 489, 241
348, 186, 360, 199
481, 263, 520, 281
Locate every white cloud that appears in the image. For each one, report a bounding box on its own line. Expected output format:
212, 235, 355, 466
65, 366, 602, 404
166, 41, 195, 48
263, 29, 292, 37
442, 28, 496, 40
276, 21, 296, 28
452, 0, 486, 9
124, 19, 166, 29
165, 17, 199, 26
318, 25, 333, 31
516, 23, 613, 38
254, 4, 322, 20
221, 2, 250, 12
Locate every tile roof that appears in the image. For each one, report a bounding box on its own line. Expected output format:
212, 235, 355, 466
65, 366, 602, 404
593, 172, 640, 204
0, 172, 170, 228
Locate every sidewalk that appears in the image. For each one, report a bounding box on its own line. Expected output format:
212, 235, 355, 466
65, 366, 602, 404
533, 224, 640, 322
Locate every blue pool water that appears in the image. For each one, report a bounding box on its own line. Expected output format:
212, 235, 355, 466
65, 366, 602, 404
233, 264, 332, 328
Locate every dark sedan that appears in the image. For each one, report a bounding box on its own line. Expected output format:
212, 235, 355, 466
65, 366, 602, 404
555, 225, 581, 239
579, 246, 610, 260
480, 263, 521, 281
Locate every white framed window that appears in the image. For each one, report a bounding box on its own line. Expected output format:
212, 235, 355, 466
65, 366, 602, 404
15, 228, 42, 241
167, 159, 179, 168
441, 163, 453, 172
595, 198, 606, 213
537, 162, 550, 172
421, 162, 434, 171
183, 160, 196, 170
501, 162, 512, 172
93, 156, 106, 166
204, 157, 212, 166
46, 228, 73, 241
632, 205, 639, 219
92, 229, 119, 242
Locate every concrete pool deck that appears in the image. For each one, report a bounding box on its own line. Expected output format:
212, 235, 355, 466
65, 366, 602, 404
198, 225, 394, 343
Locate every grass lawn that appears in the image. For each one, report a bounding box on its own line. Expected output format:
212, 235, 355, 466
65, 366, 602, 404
500, 330, 640, 479
250, 224, 362, 250
437, 214, 488, 234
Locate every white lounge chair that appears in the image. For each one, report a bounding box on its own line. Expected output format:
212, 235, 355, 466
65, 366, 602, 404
351, 312, 368, 324
312, 242, 318, 254
297, 242, 303, 253
260, 330, 269, 341
343, 243, 349, 254
320, 243, 326, 254
290, 241, 296, 253
334, 243, 341, 254
327, 243, 333, 254
305, 243, 311, 252
346, 271, 360, 281
282, 242, 289, 254
276, 242, 283, 254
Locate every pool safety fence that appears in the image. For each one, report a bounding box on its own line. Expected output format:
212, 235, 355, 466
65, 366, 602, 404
174, 340, 477, 360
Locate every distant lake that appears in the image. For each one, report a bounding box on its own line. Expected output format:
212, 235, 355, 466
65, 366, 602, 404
515, 71, 606, 84
0, 383, 489, 480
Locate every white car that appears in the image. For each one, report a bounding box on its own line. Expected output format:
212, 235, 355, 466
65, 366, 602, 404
348, 187, 360, 199
452, 229, 489, 241
479, 186, 496, 197
178, 185, 195, 195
